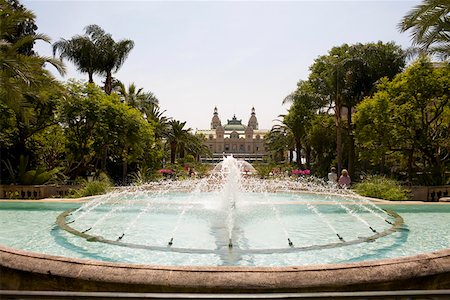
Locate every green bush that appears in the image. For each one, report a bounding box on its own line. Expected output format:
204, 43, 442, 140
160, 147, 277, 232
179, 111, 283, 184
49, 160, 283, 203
354, 176, 408, 201
71, 173, 112, 197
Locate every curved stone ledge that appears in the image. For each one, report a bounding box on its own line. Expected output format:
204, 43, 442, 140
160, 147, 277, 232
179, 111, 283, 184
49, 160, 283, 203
1, 245, 449, 292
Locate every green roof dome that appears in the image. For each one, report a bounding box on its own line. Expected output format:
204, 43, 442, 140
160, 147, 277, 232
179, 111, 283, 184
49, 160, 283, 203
224, 124, 246, 131
224, 115, 247, 131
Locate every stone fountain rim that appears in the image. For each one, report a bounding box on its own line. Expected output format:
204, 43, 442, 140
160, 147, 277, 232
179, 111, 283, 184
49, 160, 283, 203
1, 243, 449, 271
1, 244, 449, 292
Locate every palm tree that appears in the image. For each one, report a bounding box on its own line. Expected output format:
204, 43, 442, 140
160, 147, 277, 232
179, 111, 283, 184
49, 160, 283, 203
167, 120, 191, 164
85, 25, 134, 94
265, 123, 294, 163
399, 0, 450, 60
1, 3, 65, 114
145, 104, 170, 140
53, 35, 98, 83
115, 82, 159, 115
53, 24, 134, 91
179, 133, 211, 162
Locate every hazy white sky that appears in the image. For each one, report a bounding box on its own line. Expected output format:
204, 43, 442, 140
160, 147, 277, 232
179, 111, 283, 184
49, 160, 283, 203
25, 0, 420, 130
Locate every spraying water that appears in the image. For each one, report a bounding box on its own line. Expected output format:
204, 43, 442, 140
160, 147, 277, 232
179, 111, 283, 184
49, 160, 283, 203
63, 155, 399, 262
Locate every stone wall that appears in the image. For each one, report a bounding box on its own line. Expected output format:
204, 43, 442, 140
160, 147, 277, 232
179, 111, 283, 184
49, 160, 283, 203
0, 185, 79, 199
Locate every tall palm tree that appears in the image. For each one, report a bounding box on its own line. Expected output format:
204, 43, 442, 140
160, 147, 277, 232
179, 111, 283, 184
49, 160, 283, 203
85, 25, 134, 94
53, 24, 134, 90
53, 35, 98, 83
399, 0, 450, 60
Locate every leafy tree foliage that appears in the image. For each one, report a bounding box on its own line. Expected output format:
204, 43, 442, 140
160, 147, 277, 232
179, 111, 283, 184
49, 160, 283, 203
265, 123, 294, 163
58, 81, 159, 182
308, 42, 405, 175
306, 114, 336, 177
0, 1, 66, 183
399, 0, 450, 60
282, 81, 323, 167
354, 58, 450, 184
2, 0, 38, 55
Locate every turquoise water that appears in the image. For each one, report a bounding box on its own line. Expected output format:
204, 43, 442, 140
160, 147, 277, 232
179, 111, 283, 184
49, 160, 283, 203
0, 196, 449, 266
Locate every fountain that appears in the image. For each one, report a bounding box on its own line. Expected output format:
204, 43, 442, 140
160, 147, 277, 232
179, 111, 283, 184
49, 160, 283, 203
0, 155, 449, 292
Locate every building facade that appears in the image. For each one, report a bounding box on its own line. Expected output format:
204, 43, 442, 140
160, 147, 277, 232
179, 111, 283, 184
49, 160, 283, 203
197, 107, 269, 163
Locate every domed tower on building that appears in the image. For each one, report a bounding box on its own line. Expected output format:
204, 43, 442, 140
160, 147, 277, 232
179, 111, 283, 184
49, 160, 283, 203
210, 107, 222, 129
248, 107, 259, 130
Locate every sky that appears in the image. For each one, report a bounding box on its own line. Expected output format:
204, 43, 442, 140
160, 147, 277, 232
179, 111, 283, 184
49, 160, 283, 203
24, 0, 420, 131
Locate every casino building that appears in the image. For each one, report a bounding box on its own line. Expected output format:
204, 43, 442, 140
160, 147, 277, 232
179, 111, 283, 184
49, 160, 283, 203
197, 107, 269, 163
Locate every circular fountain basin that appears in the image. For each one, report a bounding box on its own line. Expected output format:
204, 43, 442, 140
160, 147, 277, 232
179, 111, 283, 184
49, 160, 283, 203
1, 189, 450, 292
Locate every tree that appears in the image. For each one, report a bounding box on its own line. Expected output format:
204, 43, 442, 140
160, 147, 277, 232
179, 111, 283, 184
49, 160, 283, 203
59, 81, 157, 181
265, 123, 294, 163
146, 105, 170, 140
354, 58, 450, 184
307, 114, 336, 177
184, 134, 211, 162
53, 24, 134, 92
84, 25, 134, 94
282, 81, 321, 168
399, 0, 450, 60
114, 82, 159, 115
166, 120, 191, 164
308, 42, 405, 176
53, 34, 98, 83
1, 1, 66, 183
2, 0, 38, 55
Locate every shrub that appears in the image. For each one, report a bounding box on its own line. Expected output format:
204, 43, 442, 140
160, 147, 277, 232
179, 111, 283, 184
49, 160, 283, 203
71, 173, 112, 198
354, 176, 408, 201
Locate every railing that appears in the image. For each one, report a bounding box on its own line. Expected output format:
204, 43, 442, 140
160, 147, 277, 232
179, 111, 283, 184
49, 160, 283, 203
408, 185, 450, 201
0, 185, 79, 200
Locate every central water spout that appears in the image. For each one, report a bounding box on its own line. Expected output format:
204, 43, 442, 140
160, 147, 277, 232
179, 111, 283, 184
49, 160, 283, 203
220, 155, 243, 248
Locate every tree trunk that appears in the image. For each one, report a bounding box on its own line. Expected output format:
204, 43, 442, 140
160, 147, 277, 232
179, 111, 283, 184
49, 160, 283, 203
170, 142, 177, 164
122, 147, 128, 184
407, 148, 414, 182
105, 71, 113, 95
295, 139, 302, 167
379, 155, 385, 175
122, 160, 128, 184
88, 71, 94, 84
305, 143, 311, 170
335, 104, 343, 174
347, 106, 355, 178
179, 146, 185, 159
